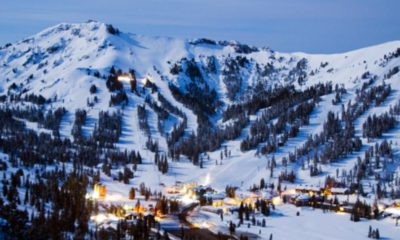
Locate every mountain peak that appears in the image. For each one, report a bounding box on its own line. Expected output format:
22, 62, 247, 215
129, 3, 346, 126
36, 20, 109, 38
1, 21, 399, 109
0, 22, 400, 239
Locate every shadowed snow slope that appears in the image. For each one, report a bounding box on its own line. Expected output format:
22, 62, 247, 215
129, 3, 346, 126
1, 21, 400, 190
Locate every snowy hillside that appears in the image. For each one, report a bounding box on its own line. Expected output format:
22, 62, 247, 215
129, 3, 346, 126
0, 21, 400, 239
1, 21, 400, 185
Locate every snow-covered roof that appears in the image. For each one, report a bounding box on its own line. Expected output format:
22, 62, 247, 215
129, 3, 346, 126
295, 185, 321, 192
384, 207, 400, 217
296, 194, 311, 201
260, 190, 279, 199
204, 192, 225, 200
330, 187, 350, 194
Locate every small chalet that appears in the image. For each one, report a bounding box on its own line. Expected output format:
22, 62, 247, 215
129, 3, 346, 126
94, 183, 107, 198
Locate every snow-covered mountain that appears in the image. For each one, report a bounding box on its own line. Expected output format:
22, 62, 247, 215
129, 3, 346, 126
2, 21, 400, 240
1, 20, 400, 189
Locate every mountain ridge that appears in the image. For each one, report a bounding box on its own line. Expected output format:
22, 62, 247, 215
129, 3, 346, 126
0, 21, 400, 190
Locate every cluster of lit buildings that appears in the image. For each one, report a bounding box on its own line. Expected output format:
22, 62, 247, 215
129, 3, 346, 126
165, 181, 282, 212
87, 183, 158, 227
87, 180, 400, 229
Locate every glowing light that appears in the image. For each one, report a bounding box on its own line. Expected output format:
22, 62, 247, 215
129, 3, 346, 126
123, 204, 133, 211
180, 194, 195, 205
182, 185, 187, 193
377, 204, 386, 211
212, 200, 224, 207
85, 191, 100, 200
94, 183, 106, 199
282, 189, 296, 195
117, 74, 133, 83
91, 213, 120, 223
193, 221, 213, 229
85, 191, 124, 202
201, 221, 210, 228
181, 182, 198, 195
272, 196, 283, 206
203, 173, 211, 186
93, 191, 100, 199
243, 198, 256, 208
336, 207, 346, 215
224, 198, 239, 206
92, 214, 107, 223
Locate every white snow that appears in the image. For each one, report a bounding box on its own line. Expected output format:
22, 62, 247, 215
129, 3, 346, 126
1, 21, 400, 239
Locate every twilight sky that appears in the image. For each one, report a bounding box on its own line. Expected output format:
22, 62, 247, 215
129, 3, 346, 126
0, 0, 399, 53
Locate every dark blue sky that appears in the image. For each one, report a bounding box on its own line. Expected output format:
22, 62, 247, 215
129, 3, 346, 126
1, 0, 399, 53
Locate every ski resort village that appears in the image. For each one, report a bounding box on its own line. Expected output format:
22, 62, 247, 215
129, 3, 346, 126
86, 176, 400, 239
0, 21, 399, 239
